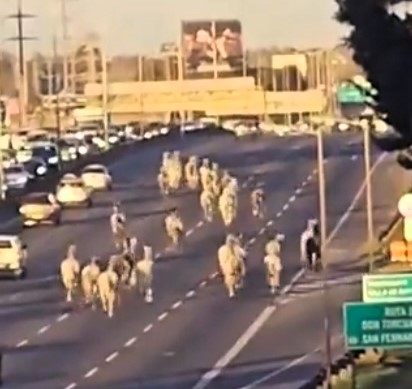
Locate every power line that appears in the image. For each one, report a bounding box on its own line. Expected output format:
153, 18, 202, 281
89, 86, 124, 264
6, 0, 36, 128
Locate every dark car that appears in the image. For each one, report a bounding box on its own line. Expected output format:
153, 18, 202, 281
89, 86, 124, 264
31, 144, 59, 169
23, 157, 48, 180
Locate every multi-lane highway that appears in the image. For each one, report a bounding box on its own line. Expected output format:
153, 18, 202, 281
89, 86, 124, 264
0, 130, 406, 389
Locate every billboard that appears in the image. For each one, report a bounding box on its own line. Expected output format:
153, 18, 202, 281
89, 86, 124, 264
181, 19, 243, 74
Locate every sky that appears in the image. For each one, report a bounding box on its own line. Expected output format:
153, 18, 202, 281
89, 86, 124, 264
0, 0, 349, 56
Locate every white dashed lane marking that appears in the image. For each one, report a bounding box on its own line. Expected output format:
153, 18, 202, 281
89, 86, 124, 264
105, 352, 119, 363
143, 324, 153, 333
16, 339, 28, 348
84, 367, 99, 378
57, 313, 70, 322
38, 325, 50, 334
171, 300, 183, 309
186, 290, 196, 298
64, 383, 77, 389
158, 312, 168, 321
124, 337, 137, 347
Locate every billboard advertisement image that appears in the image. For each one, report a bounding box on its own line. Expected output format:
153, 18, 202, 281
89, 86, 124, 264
181, 19, 243, 74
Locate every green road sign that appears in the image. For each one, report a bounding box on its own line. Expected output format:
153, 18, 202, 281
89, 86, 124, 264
337, 84, 366, 104
343, 302, 412, 350
363, 274, 412, 303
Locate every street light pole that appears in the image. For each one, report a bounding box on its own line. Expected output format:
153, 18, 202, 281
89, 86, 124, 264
316, 124, 332, 389
101, 47, 109, 149
361, 119, 374, 272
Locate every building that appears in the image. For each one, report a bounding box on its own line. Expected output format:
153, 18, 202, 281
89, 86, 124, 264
80, 76, 327, 124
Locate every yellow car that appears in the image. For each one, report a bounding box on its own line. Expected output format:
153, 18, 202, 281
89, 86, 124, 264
19, 192, 62, 226
56, 173, 93, 208
0, 235, 28, 279
81, 164, 113, 191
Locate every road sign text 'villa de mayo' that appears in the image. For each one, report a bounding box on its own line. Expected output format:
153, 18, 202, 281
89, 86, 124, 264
362, 274, 412, 303
343, 193, 412, 350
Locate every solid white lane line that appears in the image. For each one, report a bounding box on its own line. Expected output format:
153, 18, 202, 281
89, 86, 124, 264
236, 349, 319, 389
192, 307, 275, 389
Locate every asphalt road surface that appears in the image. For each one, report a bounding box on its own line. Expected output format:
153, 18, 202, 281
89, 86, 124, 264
0, 131, 403, 389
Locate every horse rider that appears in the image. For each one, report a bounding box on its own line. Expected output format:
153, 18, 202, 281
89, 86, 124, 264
81, 256, 101, 306
136, 245, 154, 303
264, 234, 284, 294
164, 208, 184, 246
60, 244, 81, 303
251, 185, 266, 219
110, 203, 127, 250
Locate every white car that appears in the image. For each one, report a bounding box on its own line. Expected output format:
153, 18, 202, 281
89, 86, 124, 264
4, 164, 31, 190
0, 235, 28, 279
81, 164, 112, 191
56, 173, 93, 207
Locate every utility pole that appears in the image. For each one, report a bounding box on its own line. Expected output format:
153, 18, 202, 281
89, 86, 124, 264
53, 34, 62, 167
6, 0, 36, 129
60, 0, 70, 93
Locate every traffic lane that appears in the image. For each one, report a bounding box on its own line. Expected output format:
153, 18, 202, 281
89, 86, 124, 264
4, 136, 325, 389
328, 152, 409, 270
206, 281, 358, 389
0, 133, 261, 341
69, 148, 361, 389
0, 131, 318, 287
0, 131, 245, 285
194, 153, 399, 389
0, 133, 322, 384
124, 152, 371, 389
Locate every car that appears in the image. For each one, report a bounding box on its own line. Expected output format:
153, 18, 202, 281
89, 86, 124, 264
31, 143, 59, 169
19, 192, 62, 226
4, 164, 31, 190
56, 173, 93, 207
0, 235, 27, 279
23, 157, 48, 179
81, 164, 113, 190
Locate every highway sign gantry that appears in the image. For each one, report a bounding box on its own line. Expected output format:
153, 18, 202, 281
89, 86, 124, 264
362, 274, 412, 303
343, 301, 412, 349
